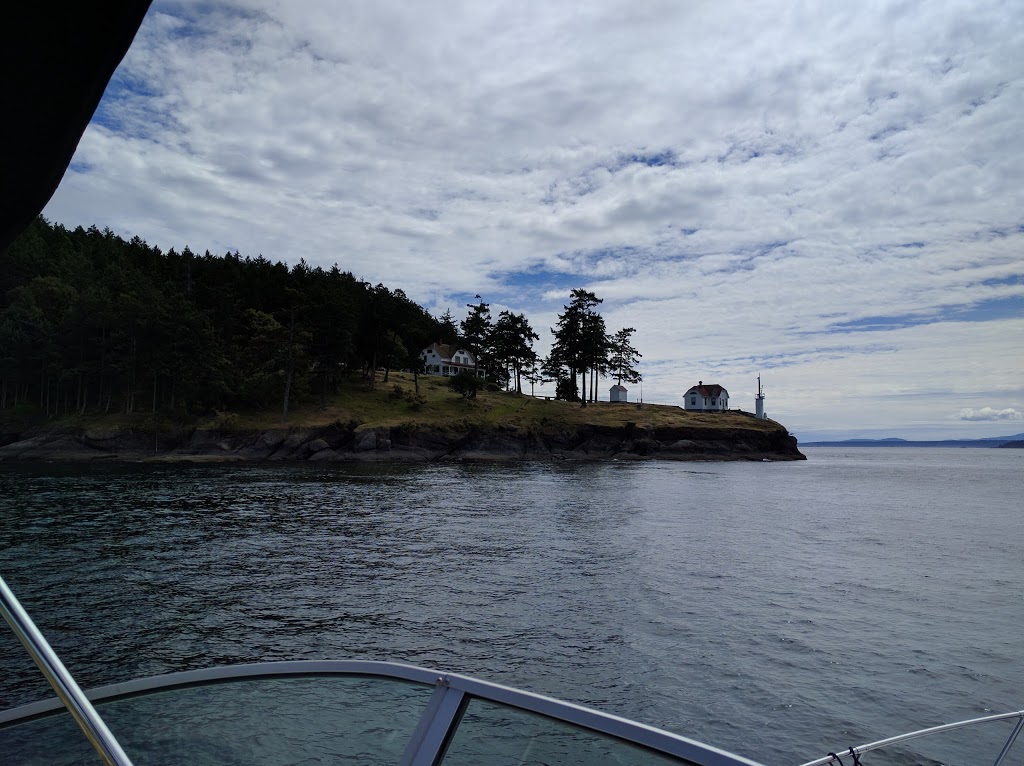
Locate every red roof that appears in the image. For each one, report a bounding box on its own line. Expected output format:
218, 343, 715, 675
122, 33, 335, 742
687, 383, 727, 397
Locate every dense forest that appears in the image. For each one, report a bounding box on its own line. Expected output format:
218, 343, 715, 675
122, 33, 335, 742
0, 218, 641, 421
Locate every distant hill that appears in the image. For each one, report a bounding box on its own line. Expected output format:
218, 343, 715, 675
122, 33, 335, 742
844, 437, 907, 443
803, 433, 1024, 448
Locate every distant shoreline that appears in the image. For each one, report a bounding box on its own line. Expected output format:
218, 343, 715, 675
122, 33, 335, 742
803, 437, 1021, 448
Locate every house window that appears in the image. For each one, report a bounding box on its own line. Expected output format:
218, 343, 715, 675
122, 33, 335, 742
712, 399, 716, 405
691, 397, 696, 405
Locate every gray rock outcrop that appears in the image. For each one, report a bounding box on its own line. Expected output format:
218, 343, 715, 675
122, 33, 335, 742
0, 420, 805, 463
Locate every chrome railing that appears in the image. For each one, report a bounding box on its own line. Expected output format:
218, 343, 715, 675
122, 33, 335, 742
0, 574, 136, 766
799, 709, 1024, 766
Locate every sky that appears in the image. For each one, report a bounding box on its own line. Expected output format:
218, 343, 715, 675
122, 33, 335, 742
43, 0, 1024, 441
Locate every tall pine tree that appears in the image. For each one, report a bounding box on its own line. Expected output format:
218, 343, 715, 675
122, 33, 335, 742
608, 327, 642, 386
460, 296, 492, 377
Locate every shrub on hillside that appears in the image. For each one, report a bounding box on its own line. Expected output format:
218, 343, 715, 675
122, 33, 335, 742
449, 372, 483, 399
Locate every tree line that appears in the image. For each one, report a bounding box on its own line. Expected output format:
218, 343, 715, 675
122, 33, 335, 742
0, 217, 641, 420
445, 290, 641, 405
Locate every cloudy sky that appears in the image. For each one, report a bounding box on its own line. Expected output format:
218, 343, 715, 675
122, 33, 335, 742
45, 0, 1024, 440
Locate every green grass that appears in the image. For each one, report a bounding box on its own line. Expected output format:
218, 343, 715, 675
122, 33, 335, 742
4, 371, 782, 436
218, 371, 782, 435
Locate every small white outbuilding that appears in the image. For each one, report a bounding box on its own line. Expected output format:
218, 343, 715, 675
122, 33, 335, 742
609, 384, 628, 402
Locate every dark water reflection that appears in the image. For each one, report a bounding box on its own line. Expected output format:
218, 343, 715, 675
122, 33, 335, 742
1, 450, 1022, 764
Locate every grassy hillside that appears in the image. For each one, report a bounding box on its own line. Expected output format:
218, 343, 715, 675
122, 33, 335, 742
208, 371, 781, 435
1, 371, 784, 438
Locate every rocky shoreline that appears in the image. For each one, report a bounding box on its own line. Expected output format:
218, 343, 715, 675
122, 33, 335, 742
0, 421, 805, 463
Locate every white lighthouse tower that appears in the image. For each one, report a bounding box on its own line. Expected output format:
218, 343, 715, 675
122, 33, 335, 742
755, 375, 766, 420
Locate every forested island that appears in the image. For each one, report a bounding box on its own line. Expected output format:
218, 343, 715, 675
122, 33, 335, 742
0, 218, 803, 462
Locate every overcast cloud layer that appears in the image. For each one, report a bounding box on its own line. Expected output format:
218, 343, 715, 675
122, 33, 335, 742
44, 0, 1024, 440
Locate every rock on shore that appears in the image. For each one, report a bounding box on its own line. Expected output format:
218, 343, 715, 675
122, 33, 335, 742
0, 421, 805, 463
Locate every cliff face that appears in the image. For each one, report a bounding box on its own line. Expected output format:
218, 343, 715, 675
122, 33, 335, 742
0, 421, 805, 462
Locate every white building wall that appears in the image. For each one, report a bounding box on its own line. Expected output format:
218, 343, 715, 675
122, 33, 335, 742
683, 387, 729, 411
420, 346, 486, 377
684, 389, 702, 410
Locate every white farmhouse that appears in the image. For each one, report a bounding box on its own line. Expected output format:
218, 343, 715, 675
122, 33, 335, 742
609, 384, 628, 402
420, 342, 486, 378
683, 381, 729, 412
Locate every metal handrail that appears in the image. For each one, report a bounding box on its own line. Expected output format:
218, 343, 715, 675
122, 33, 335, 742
798, 709, 1024, 766
0, 659, 763, 766
0, 574, 136, 766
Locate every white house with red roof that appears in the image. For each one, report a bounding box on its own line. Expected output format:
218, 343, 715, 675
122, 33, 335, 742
420, 342, 486, 378
683, 381, 729, 411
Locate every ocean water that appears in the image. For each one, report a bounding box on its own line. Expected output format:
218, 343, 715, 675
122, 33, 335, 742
0, 448, 1020, 764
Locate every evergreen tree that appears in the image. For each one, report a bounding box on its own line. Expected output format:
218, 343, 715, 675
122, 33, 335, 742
303, 264, 358, 408
460, 296, 492, 376
357, 283, 393, 391
0, 217, 642, 420
391, 294, 443, 395
436, 308, 459, 342
523, 360, 547, 398
580, 307, 608, 404
608, 327, 643, 386
546, 289, 606, 405
491, 310, 539, 394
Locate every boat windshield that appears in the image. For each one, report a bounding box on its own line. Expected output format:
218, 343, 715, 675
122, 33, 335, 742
6, 575, 1019, 765
1, 572, 757, 766
0, 662, 758, 766
0, 673, 430, 766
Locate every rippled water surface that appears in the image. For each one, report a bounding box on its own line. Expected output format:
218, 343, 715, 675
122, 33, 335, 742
1, 448, 1021, 764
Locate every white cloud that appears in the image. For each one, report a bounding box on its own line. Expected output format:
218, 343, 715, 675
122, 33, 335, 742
41, 0, 1024, 439
959, 407, 1024, 422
